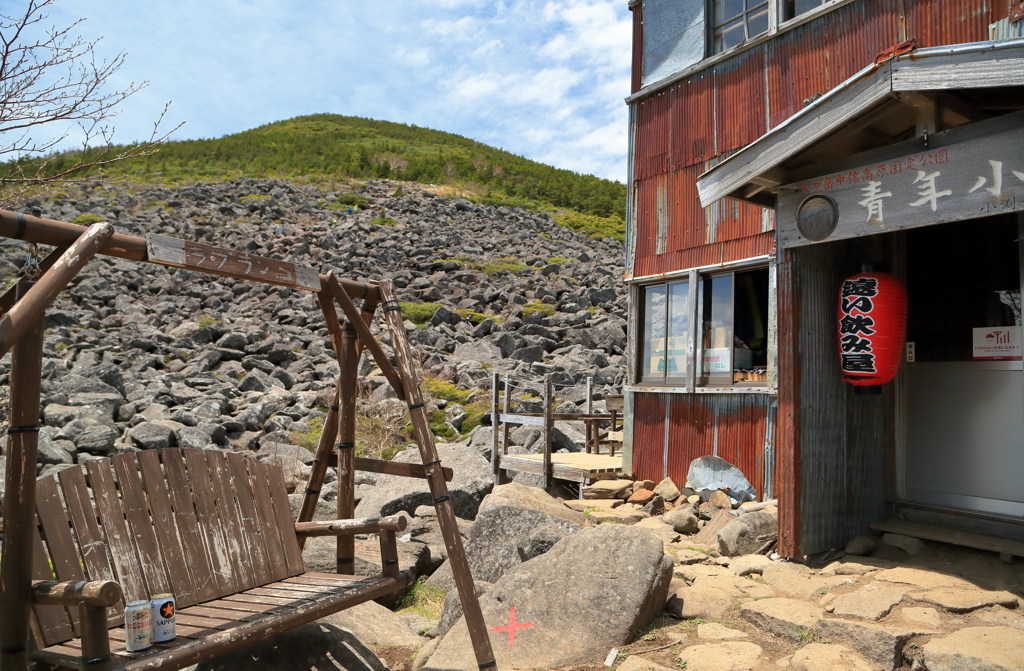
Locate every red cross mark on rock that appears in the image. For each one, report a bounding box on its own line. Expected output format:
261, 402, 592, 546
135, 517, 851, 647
492, 607, 535, 648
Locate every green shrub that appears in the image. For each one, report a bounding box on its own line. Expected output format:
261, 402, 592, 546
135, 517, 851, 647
71, 213, 107, 225
427, 408, 456, 440
400, 302, 441, 326
547, 256, 569, 265
522, 301, 555, 318
459, 399, 491, 435
291, 417, 324, 451
369, 218, 397, 226
553, 212, 625, 242
241, 194, 271, 202
422, 377, 472, 404
395, 577, 447, 620
476, 257, 528, 275
333, 193, 369, 208
455, 309, 491, 325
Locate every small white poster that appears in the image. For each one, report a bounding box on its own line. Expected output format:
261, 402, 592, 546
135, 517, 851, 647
972, 326, 1021, 360
703, 348, 732, 373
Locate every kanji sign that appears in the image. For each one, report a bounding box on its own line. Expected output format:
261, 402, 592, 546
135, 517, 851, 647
779, 125, 1024, 248
838, 272, 907, 386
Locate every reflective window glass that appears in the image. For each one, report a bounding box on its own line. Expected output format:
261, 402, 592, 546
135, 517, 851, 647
666, 281, 690, 381
642, 285, 667, 380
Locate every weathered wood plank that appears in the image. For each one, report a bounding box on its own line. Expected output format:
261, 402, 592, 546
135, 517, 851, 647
35, 477, 87, 633
111, 454, 172, 597
159, 449, 221, 601
146, 233, 321, 290
869, 519, 1024, 557
31, 524, 76, 645
180, 449, 240, 595
498, 413, 546, 427
199, 450, 255, 591
265, 466, 306, 576
136, 450, 196, 606
245, 457, 290, 581
224, 452, 274, 585
86, 460, 150, 601
221, 593, 307, 607
326, 455, 456, 481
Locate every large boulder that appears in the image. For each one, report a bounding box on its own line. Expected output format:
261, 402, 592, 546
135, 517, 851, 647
476, 483, 586, 525
318, 599, 426, 649
422, 525, 673, 670
194, 622, 388, 671
355, 444, 493, 520
717, 511, 777, 556
426, 505, 581, 591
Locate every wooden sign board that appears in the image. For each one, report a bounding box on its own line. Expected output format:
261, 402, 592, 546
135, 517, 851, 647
146, 234, 321, 291
777, 125, 1024, 248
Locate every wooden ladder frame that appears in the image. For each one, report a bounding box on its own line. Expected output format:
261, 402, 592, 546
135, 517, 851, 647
0, 210, 495, 671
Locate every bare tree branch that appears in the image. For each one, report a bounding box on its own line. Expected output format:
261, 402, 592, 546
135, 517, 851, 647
0, 0, 182, 206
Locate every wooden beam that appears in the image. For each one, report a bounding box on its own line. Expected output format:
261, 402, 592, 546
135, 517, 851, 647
336, 322, 358, 576
294, 515, 408, 537
869, 520, 1024, 558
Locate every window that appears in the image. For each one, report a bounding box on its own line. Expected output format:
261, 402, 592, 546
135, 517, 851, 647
638, 267, 771, 387
712, 0, 770, 54
785, 0, 826, 20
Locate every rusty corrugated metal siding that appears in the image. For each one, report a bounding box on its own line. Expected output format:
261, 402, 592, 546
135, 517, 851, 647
671, 73, 715, 168
906, 0, 1007, 47
634, 231, 775, 276
632, 3, 644, 94
714, 48, 767, 155
664, 394, 773, 499
631, 393, 668, 481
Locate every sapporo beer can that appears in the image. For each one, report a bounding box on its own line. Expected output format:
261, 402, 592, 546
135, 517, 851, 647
124, 600, 153, 651
150, 593, 176, 642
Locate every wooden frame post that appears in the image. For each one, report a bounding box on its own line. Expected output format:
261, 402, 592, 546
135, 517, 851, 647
543, 373, 553, 490
585, 376, 594, 454
0, 312, 45, 671
336, 322, 358, 575
491, 371, 501, 486
374, 280, 496, 669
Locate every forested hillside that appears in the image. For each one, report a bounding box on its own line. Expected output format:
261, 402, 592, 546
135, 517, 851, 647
35, 115, 627, 226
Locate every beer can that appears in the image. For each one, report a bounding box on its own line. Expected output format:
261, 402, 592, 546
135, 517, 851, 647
150, 593, 176, 642
124, 600, 153, 651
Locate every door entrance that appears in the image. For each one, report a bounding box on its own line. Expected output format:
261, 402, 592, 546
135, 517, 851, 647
902, 215, 1024, 518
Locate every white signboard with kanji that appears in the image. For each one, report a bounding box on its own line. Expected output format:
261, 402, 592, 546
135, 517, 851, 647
777, 124, 1024, 248
972, 326, 1021, 360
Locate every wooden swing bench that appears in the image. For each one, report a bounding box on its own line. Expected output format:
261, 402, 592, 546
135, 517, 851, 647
26, 448, 414, 671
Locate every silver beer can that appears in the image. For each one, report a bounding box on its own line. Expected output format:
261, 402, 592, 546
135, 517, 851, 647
124, 600, 153, 651
150, 593, 176, 642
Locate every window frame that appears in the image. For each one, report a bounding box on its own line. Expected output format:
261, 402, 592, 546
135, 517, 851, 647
710, 0, 771, 55
634, 261, 775, 392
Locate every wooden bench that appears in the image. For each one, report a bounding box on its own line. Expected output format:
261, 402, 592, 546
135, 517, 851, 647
26, 448, 414, 671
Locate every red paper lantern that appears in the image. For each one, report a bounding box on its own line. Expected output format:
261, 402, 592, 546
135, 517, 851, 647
837, 272, 907, 386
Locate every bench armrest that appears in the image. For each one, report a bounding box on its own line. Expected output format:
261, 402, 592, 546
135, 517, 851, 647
31, 580, 122, 608
294, 514, 407, 537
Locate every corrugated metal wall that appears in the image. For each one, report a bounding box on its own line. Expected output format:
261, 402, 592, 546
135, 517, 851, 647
631, 0, 1008, 279
792, 243, 888, 556
631, 392, 775, 499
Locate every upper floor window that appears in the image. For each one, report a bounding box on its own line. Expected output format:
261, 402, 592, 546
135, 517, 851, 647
712, 0, 770, 54
785, 0, 827, 20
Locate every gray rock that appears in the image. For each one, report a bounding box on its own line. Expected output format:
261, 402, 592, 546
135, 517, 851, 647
844, 534, 877, 556
37, 432, 74, 465
508, 345, 545, 363
74, 425, 118, 454
717, 511, 776, 556
453, 340, 502, 364
44, 403, 115, 428
194, 623, 389, 671
423, 525, 674, 670
354, 443, 492, 520
653, 477, 681, 502
663, 508, 700, 534
257, 442, 315, 465
427, 506, 581, 592
476, 483, 586, 525
129, 422, 175, 450
238, 369, 275, 393
176, 423, 225, 449
318, 598, 428, 648
434, 581, 492, 639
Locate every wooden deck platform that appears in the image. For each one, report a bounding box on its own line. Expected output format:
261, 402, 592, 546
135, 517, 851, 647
498, 452, 623, 484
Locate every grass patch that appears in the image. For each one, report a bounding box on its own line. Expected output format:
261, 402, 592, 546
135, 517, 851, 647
395, 578, 447, 621
426, 408, 456, 440
547, 256, 569, 264
241, 194, 271, 202
197, 315, 219, 328
553, 211, 625, 242
455, 309, 494, 326
291, 417, 324, 451
400, 302, 441, 327
71, 213, 107, 225
521, 301, 555, 318
369, 217, 397, 226
469, 257, 528, 275
459, 399, 490, 435
354, 411, 407, 461
796, 627, 819, 643
421, 377, 473, 404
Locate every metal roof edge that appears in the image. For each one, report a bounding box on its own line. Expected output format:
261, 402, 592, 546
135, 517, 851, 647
695, 37, 1024, 208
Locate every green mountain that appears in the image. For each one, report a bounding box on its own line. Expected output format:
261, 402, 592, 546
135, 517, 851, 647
40, 114, 626, 229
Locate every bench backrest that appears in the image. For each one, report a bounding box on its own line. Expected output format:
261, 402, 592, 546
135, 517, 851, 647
30, 448, 305, 647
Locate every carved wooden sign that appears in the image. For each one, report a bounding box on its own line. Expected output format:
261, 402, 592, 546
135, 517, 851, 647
146, 234, 321, 291
777, 124, 1024, 248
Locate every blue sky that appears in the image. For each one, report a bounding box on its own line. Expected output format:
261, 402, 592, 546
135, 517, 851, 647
41, 1, 633, 182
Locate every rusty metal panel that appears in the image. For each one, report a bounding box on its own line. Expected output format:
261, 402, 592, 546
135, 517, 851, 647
631, 393, 668, 482
767, 0, 898, 129
666, 394, 773, 499
634, 175, 659, 261
635, 232, 775, 277
906, 0, 1001, 47
668, 165, 706, 251
670, 72, 715, 167
634, 92, 673, 180
632, 3, 644, 94
715, 48, 767, 154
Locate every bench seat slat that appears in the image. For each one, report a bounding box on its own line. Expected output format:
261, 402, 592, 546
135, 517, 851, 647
112, 454, 173, 598
181, 449, 240, 595
35, 476, 86, 634
87, 460, 150, 602
57, 467, 122, 613
201, 451, 256, 591
266, 464, 306, 575
159, 450, 219, 603
32, 523, 76, 645
244, 456, 290, 582
224, 452, 274, 585
137, 450, 197, 606
32, 574, 406, 671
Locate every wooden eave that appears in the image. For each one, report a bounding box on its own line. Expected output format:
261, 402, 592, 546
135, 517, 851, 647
696, 38, 1024, 209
